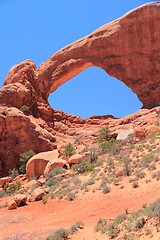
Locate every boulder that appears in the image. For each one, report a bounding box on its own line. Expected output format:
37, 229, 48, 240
11, 194, 27, 207
68, 152, 90, 165
26, 150, 59, 179
44, 158, 67, 176
0, 176, 13, 188
116, 128, 134, 142
28, 187, 45, 202
25, 179, 39, 190
7, 199, 17, 210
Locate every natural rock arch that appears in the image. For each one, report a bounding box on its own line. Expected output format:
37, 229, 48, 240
37, 2, 160, 108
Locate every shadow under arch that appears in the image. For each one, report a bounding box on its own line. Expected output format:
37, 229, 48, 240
48, 66, 142, 118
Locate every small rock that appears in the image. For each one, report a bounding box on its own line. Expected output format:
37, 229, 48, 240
25, 179, 39, 190
7, 199, 17, 210
0, 176, 13, 188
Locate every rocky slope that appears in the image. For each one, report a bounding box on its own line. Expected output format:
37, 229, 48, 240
0, 2, 160, 176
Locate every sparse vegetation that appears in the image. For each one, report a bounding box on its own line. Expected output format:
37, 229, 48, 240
63, 143, 75, 157
46, 221, 84, 240
19, 150, 36, 174
20, 104, 29, 114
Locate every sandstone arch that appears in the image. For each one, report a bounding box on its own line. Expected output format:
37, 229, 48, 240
37, 2, 160, 108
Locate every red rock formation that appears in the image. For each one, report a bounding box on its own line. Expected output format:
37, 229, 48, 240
37, 2, 160, 108
0, 2, 160, 176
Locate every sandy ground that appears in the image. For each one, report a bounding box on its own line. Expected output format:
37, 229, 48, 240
0, 179, 160, 240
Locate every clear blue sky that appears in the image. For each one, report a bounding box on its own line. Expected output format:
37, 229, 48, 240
0, 0, 154, 118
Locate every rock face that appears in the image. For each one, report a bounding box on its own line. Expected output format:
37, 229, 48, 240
0, 2, 160, 176
37, 2, 160, 108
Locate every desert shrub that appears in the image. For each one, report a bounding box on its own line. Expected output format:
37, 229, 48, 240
48, 167, 65, 179
5, 181, 21, 195
107, 222, 120, 238
152, 199, 160, 218
70, 221, 84, 234
94, 218, 107, 232
148, 130, 160, 139
72, 159, 94, 173
98, 126, 110, 142
5, 237, 20, 240
114, 214, 126, 224
66, 192, 75, 201
19, 150, 36, 174
99, 138, 117, 153
135, 171, 146, 179
46, 179, 59, 187
63, 143, 75, 157
20, 104, 29, 114
102, 185, 111, 194
42, 195, 49, 204
90, 148, 98, 163
86, 178, 95, 185
8, 168, 19, 178
129, 217, 146, 231
132, 182, 139, 188
0, 189, 6, 198
46, 228, 70, 240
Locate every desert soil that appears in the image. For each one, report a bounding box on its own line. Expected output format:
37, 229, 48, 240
0, 179, 160, 240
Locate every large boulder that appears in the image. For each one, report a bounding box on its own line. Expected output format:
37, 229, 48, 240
67, 152, 90, 165
116, 128, 134, 142
26, 150, 59, 179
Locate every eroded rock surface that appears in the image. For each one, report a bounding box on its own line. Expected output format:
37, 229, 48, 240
0, 2, 160, 176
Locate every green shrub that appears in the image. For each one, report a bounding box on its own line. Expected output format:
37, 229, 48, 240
19, 150, 36, 174
99, 138, 117, 153
98, 126, 110, 142
72, 159, 94, 173
20, 104, 29, 114
63, 143, 75, 157
5, 181, 21, 195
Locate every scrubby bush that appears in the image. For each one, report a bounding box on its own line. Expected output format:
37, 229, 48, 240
5, 182, 21, 195
98, 126, 110, 142
20, 105, 29, 114
9, 168, 19, 178
102, 185, 111, 194
63, 143, 75, 157
72, 159, 94, 173
46, 228, 69, 240
94, 218, 107, 232
99, 138, 117, 153
19, 150, 36, 174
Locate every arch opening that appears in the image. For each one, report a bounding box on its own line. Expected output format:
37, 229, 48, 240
48, 66, 142, 119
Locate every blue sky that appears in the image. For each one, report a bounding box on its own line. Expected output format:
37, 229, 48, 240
0, 0, 154, 118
